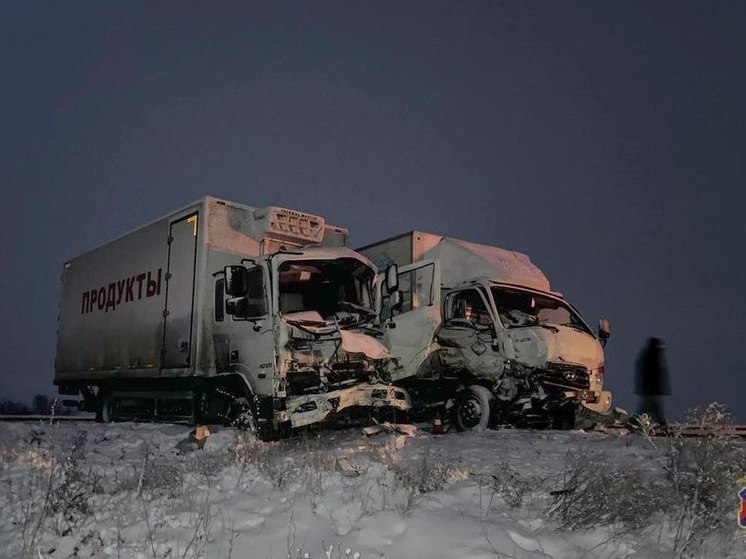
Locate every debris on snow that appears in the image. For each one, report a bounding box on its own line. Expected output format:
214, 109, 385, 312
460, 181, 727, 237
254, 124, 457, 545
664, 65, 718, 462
362, 422, 417, 438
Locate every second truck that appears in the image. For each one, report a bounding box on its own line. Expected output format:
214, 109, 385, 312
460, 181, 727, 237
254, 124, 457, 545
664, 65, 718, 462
359, 231, 613, 430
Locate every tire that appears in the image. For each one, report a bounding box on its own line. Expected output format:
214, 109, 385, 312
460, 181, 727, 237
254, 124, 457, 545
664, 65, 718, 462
229, 396, 276, 441
229, 397, 257, 431
455, 385, 493, 431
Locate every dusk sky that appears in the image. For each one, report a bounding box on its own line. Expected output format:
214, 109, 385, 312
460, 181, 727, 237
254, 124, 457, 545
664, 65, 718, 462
1, 1, 744, 420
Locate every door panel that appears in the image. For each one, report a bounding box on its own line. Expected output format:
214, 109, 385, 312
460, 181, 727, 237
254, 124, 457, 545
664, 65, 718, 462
162, 213, 199, 368
436, 287, 504, 378
380, 259, 441, 381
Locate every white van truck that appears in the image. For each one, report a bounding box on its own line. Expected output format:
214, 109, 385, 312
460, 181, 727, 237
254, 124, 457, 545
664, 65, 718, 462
359, 231, 612, 430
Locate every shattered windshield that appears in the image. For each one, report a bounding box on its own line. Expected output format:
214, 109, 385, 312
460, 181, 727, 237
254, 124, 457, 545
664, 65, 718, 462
490, 286, 592, 335
278, 258, 375, 323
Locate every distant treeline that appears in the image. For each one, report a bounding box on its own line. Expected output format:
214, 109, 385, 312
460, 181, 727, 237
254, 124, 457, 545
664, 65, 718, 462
0, 395, 78, 415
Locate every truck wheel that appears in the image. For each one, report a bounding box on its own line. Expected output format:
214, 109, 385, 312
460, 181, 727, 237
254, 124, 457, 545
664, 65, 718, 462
229, 397, 275, 441
230, 397, 257, 430
455, 385, 492, 431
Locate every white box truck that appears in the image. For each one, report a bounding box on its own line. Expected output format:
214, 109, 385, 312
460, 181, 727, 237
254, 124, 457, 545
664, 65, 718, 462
55, 197, 409, 437
358, 232, 612, 430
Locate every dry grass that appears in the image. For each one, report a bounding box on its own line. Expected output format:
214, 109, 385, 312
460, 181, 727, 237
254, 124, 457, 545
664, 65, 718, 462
547, 402, 745, 557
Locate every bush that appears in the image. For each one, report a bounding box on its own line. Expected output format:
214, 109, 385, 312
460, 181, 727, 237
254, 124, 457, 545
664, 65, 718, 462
663, 403, 744, 557
548, 451, 668, 532
548, 402, 746, 557
477, 461, 532, 510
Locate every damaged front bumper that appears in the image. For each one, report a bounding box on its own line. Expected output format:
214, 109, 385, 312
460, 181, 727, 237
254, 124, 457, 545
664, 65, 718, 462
548, 389, 612, 414
280, 383, 411, 428
578, 390, 613, 414
540, 363, 611, 414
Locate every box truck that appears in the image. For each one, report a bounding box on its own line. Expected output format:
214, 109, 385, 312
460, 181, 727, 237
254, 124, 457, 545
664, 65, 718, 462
55, 197, 409, 437
358, 232, 612, 430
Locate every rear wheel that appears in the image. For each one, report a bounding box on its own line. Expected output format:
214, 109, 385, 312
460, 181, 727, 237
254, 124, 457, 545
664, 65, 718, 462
455, 385, 493, 431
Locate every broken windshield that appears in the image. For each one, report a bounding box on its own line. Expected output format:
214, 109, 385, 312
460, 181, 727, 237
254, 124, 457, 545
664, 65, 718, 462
278, 258, 375, 324
490, 286, 592, 335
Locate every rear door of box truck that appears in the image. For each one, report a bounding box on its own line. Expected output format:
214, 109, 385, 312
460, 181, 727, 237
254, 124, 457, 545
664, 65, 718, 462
162, 211, 200, 369
56, 202, 202, 381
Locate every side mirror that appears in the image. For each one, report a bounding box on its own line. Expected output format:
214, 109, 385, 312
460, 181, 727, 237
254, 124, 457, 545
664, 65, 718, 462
385, 264, 399, 294
226, 297, 249, 317
598, 318, 611, 341
224, 266, 248, 297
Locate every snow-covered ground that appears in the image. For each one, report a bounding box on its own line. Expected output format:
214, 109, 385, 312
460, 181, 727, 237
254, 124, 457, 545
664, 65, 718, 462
1, 419, 744, 559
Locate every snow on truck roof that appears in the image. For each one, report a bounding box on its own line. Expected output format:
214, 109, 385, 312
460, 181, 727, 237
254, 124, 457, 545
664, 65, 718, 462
63, 196, 349, 263
431, 236, 551, 292
359, 231, 551, 293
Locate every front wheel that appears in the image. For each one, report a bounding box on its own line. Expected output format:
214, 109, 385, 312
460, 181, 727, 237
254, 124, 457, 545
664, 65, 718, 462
229, 397, 258, 431
455, 385, 493, 431
228, 396, 277, 441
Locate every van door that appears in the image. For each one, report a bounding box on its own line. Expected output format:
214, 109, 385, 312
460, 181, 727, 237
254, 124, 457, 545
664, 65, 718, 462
379, 259, 441, 381
162, 213, 199, 369
436, 286, 504, 379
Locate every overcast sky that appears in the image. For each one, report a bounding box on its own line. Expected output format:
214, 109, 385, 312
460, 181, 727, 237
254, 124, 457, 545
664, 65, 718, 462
1, 1, 744, 420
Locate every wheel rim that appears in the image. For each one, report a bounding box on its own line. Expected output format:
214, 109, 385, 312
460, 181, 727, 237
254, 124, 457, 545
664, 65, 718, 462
231, 398, 257, 434
458, 397, 483, 429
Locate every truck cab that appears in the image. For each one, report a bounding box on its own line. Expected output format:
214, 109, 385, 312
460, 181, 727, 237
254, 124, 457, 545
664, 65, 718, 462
212, 246, 409, 433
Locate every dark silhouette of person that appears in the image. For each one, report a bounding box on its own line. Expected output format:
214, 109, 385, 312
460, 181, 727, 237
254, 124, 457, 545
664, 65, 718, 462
634, 337, 670, 424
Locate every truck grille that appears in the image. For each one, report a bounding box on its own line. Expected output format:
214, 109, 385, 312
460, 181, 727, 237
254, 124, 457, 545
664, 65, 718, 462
542, 364, 590, 390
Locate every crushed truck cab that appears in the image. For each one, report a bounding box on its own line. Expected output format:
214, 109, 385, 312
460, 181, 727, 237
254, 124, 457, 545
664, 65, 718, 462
55, 197, 409, 437
359, 232, 612, 429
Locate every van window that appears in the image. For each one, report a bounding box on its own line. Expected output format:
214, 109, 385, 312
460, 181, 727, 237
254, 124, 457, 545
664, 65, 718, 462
445, 288, 493, 327
277, 258, 374, 320
382, 262, 435, 318
491, 286, 591, 334
230, 267, 268, 320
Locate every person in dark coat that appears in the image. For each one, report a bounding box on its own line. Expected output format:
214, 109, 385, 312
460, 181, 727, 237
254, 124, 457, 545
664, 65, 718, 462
634, 337, 670, 424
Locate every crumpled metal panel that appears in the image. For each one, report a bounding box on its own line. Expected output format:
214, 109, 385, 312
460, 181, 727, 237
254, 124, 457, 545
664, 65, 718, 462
284, 383, 410, 428
503, 326, 603, 370
339, 330, 391, 360
435, 328, 506, 380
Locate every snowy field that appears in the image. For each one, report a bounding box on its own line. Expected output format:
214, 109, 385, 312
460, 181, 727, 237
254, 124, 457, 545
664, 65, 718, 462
1, 415, 744, 559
